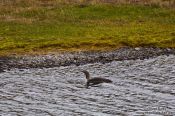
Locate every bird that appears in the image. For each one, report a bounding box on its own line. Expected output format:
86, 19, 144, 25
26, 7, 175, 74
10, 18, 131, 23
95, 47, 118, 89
0, 68, 4, 73
81, 70, 112, 88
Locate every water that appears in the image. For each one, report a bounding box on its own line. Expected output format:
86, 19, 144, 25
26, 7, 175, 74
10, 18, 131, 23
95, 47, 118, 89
0, 55, 175, 116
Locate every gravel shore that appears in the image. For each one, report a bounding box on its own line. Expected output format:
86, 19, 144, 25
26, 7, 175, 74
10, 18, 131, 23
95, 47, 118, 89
0, 47, 175, 71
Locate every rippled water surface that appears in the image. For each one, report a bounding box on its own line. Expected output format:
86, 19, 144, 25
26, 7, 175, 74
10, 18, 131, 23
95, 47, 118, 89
0, 55, 175, 116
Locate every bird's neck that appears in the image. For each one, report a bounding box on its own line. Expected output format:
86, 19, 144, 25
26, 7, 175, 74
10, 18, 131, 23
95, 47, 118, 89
85, 73, 90, 80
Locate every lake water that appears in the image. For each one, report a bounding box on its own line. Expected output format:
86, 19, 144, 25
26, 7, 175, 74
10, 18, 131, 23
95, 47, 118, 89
0, 55, 175, 116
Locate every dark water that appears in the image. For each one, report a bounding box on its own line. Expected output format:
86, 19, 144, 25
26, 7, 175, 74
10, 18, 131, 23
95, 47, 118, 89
0, 55, 175, 116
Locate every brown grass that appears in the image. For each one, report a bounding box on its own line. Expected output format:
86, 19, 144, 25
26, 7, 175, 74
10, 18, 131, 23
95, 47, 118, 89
0, 0, 174, 23
0, 0, 175, 7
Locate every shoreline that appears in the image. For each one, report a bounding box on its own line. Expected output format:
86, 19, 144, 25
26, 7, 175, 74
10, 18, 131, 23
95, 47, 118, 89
0, 47, 175, 72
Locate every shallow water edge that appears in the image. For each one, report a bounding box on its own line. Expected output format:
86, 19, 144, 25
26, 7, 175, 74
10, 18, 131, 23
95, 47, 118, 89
0, 47, 175, 71
0, 55, 175, 116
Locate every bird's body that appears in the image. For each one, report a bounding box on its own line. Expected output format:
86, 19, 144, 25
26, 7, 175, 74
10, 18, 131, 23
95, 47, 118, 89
0, 68, 4, 73
81, 70, 112, 88
87, 77, 112, 87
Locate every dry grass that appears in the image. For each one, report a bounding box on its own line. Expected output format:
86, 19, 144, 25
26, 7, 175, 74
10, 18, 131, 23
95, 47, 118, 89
0, 0, 175, 6
0, 0, 174, 23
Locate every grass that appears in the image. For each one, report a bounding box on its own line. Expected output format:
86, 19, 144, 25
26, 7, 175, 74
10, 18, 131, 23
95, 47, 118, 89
0, 0, 175, 55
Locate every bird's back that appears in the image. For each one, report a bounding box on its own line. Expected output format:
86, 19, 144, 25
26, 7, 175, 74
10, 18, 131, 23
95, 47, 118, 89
87, 77, 112, 87
88, 77, 112, 83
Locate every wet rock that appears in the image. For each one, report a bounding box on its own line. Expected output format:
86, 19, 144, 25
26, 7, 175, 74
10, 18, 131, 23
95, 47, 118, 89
0, 47, 175, 71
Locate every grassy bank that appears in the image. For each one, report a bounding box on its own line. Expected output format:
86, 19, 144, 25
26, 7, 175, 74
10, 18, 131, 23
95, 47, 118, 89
0, 0, 175, 55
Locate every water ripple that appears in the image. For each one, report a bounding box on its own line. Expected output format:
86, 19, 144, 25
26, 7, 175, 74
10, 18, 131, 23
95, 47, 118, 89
0, 55, 175, 116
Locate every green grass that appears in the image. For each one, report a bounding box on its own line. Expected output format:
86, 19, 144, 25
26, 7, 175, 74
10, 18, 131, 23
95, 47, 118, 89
0, 2, 175, 55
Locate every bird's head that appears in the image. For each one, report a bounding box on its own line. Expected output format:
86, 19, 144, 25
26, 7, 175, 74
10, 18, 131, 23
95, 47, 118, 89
81, 70, 90, 80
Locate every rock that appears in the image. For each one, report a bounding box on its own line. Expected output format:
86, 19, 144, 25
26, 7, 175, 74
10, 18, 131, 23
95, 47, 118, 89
0, 47, 175, 70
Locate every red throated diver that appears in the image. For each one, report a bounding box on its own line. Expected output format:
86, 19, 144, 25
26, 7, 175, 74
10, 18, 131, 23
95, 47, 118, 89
81, 70, 112, 88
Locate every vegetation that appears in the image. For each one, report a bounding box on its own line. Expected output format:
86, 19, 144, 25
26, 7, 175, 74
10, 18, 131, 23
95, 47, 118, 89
0, 0, 175, 55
